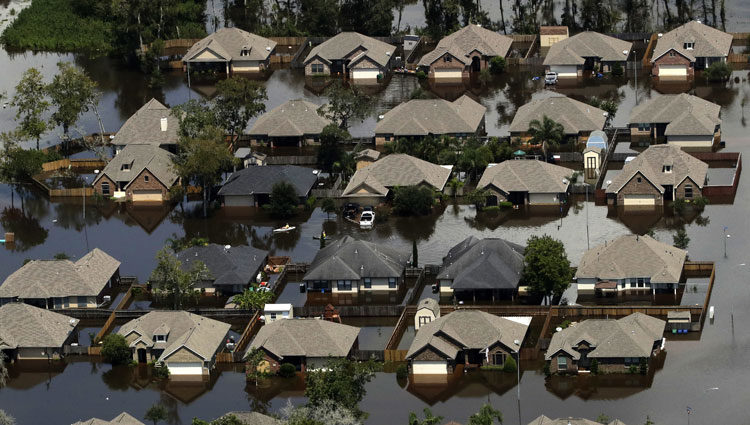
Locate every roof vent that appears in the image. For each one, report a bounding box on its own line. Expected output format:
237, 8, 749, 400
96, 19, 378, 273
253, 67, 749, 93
265, 46, 272, 51
224, 245, 231, 249
386, 51, 391, 56
160, 117, 168, 132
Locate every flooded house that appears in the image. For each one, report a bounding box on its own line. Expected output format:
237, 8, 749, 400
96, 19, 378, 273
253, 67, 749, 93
183, 27, 277, 74
418, 24, 513, 80
303, 32, 395, 81
247, 99, 332, 147
0, 303, 79, 361
72, 412, 145, 425
476, 159, 574, 206
509, 95, 607, 144
117, 311, 231, 376
629, 93, 721, 149
92, 144, 178, 203
247, 318, 360, 371
437, 236, 524, 302
342, 154, 453, 205
302, 236, 411, 296
373, 95, 486, 145
405, 309, 530, 375
0, 248, 120, 309
576, 234, 686, 296
110, 98, 179, 155
528, 416, 627, 425
217, 165, 318, 208
174, 243, 269, 295
651, 21, 732, 77
605, 144, 708, 206
543, 31, 632, 77
545, 312, 666, 374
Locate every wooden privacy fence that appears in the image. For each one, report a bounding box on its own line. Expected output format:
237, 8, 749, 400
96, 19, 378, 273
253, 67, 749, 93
384, 350, 408, 362
50, 187, 95, 198
643, 33, 659, 65
216, 352, 235, 363
42, 158, 106, 172
93, 283, 143, 343
385, 306, 417, 350
728, 53, 749, 63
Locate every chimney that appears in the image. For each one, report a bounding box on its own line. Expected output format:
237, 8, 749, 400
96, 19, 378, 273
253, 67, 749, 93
160, 117, 168, 132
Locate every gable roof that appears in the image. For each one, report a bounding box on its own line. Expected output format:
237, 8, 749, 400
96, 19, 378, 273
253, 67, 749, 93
528, 416, 626, 425
605, 145, 708, 193
111, 99, 180, 148
355, 148, 381, 162
540, 26, 569, 36
94, 144, 178, 188
218, 165, 318, 197
545, 312, 665, 360
175, 244, 269, 287
629, 93, 721, 136
509, 95, 606, 135
184, 27, 276, 62
652, 21, 732, 62
303, 235, 410, 281
249, 99, 332, 138
576, 234, 686, 283
438, 236, 524, 291
72, 412, 145, 425
118, 311, 230, 362
304, 32, 395, 67
406, 309, 529, 360
342, 154, 452, 197
544, 31, 632, 66
375, 95, 486, 136
478, 160, 573, 194
419, 25, 513, 66
248, 318, 360, 358
0, 303, 79, 350
417, 298, 440, 316
0, 248, 120, 300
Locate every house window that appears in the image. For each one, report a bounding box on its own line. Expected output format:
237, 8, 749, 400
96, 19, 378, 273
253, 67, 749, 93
444, 55, 452, 62
684, 184, 693, 198
638, 278, 645, 288
384, 136, 391, 142
363, 278, 372, 289
388, 277, 397, 289
144, 175, 150, 183
121, 163, 131, 171
684, 42, 694, 50
282, 311, 289, 318
637, 123, 650, 131
418, 316, 432, 325
155, 335, 165, 342
311, 63, 324, 73
77, 296, 88, 306
663, 165, 672, 173
621, 281, 626, 289
270, 313, 277, 320
669, 51, 675, 57
337, 280, 352, 290
101, 181, 110, 195
241, 49, 249, 56
630, 281, 636, 288
637, 177, 642, 183
557, 356, 567, 370
493, 352, 506, 366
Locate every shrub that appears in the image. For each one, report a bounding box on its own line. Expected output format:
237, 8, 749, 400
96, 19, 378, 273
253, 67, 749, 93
279, 363, 296, 378
628, 364, 639, 374
691, 196, 709, 209
482, 206, 500, 212
101, 334, 131, 365
392, 186, 435, 216
489, 56, 506, 74
639, 358, 648, 375
374, 204, 391, 223
305, 196, 317, 211
704, 61, 731, 82
416, 70, 427, 80
152, 364, 170, 379
498, 201, 513, 208
502, 355, 517, 373
560, 320, 572, 329
543, 362, 551, 377
396, 363, 408, 380
611, 62, 624, 76
590, 358, 599, 374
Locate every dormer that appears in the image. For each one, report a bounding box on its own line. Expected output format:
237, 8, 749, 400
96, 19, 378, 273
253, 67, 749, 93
683, 39, 695, 50
662, 164, 672, 173
240, 45, 251, 56
121, 160, 134, 171
153, 323, 170, 342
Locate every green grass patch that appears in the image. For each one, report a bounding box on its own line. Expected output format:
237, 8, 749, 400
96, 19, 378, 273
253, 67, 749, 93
1, 0, 113, 53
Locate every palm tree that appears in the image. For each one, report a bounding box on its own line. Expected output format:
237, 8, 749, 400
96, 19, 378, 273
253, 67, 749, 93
528, 115, 565, 159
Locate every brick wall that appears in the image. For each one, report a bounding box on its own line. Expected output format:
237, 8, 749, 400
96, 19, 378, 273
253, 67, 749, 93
304, 57, 330, 76
428, 52, 467, 77
549, 353, 578, 373
616, 172, 663, 205
675, 178, 702, 199
653, 51, 694, 76
125, 169, 170, 201
94, 174, 117, 197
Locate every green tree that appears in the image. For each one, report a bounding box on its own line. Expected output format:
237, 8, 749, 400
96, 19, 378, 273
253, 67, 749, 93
423, 0, 460, 39
340, 0, 394, 35
298, 0, 340, 35
214, 77, 268, 144
332, 151, 357, 180
412, 239, 419, 268
100, 334, 132, 365
305, 358, 377, 417
468, 404, 503, 425
321, 198, 337, 219
528, 115, 565, 159
502, 355, 517, 373
144, 404, 168, 425
282, 399, 361, 425
232, 286, 274, 310
673, 228, 690, 249
0, 147, 49, 183
318, 81, 373, 130
47, 62, 97, 140
173, 99, 219, 140
269, 181, 300, 218
588, 97, 618, 127
591, 358, 600, 375
0, 409, 15, 425
447, 177, 464, 198
245, 347, 273, 386
53, 252, 70, 260
466, 188, 490, 210
705, 61, 731, 82
317, 124, 350, 172
393, 186, 435, 216
596, 413, 610, 424
644, 416, 654, 425
489, 56, 506, 74
408, 408, 443, 425
149, 247, 207, 310
11, 68, 49, 150
521, 235, 573, 304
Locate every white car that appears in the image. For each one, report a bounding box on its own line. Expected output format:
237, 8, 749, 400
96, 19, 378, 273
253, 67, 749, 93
544, 71, 558, 85
359, 211, 375, 229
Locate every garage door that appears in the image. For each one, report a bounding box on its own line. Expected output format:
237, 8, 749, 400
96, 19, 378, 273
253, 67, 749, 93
529, 193, 559, 205
132, 190, 163, 202
351, 69, 380, 79
167, 362, 203, 375
623, 194, 656, 206
550, 65, 578, 77
658, 64, 687, 77
412, 360, 448, 375
223, 195, 254, 207
434, 69, 462, 79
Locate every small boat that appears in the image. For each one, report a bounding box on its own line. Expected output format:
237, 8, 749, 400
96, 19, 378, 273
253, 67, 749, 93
273, 224, 296, 233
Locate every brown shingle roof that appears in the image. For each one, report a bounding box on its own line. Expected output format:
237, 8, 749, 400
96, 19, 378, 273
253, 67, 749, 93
248, 99, 332, 138
629, 93, 721, 137
184, 27, 276, 62
375, 95, 486, 136
652, 21, 732, 62
605, 144, 708, 194
509, 95, 606, 135
305, 32, 395, 67
248, 318, 360, 358
111, 99, 180, 148
343, 154, 452, 197
94, 144, 178, 189
419, 25, 513, 66
478, 160, 573, 194
544, 31, 632, 65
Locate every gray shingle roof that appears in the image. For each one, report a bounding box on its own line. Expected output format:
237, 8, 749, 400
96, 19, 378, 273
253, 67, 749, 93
303, 235, 410, 281
111, 99, 180, 148
652, 21, 732, 62
438, 236, 524, 291
94, 144, 178, 188
545, 313, 665, 360
605, 145, 708, 194
629, 93, 721, 136
175, 244, 269, 287
543, 31, 632, 65
478, 160, 573, 194
72, 412, 145, 425
248, 99, 332, 138
406, 309, 529, 359
419, 25, 513, 66
343, 154, 452, 197
184, 27, 277, 62
118, 311, 230, 362
509, 95, 607, 135
218, 165, 318, 197
375, 95, 486, 136
217, 412, 282, 425
417, 298, 440, 316
0, 248, 120, 299
576, 234, 686, 284
528, 416, 626, 425
304, 32, 395, 67
0, 303, 79, 350
248, 318, 360, 358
